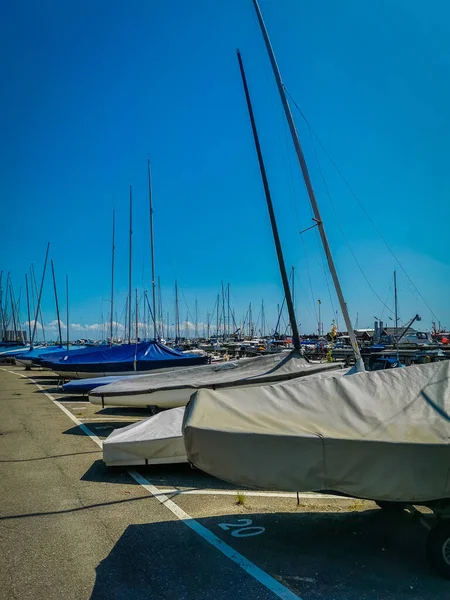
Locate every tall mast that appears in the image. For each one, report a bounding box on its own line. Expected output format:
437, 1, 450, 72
221, 281, 226, 340
143, 290, 147, 339
195, 299, 198, 340
31, 243, 50, 346
318, 299, 322, 337
148, 159, 157, 339
25, 274, 32, 346
291, 266, 295, 337
3, 274, 9, 338
135, 288, 139, 341
252, 0, 363, 370
110, 208, 115, 343
175, 280, 180, 342
66, 275, 69, 349
124, 296, 128, 341
237, 49, 300, 350
31, 265, 45, 343
128, 185, 133, 344
0, 271, 4, 342
216, 293, 219, 337
394, 271, 399, 361
9, 284, 18, 342
29, 269, 36, 341
157, 276, 162, 339
227, 283, 230, 340
51, 260, 63, 346
261, 299, 265, 337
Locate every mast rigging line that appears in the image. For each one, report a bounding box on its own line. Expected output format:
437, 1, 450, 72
299, 234, 318, 323
305, 120, 396, 318
284, 86, 439, 323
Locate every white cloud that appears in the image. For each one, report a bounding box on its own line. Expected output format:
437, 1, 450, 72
46, 319, 67, 330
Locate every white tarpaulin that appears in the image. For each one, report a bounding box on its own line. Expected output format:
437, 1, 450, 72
183, 361, 450, 502
103, 407, 187, 466
90, 351, 343, 409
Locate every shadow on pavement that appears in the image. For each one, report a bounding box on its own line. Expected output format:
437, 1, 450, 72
79, 458, 230, 492
54, 394, 91, 402
0, 494, 149, 522
90, 510, 446, 600
62, 423, 135, 437
0, 450, 101, 463
25, 374, 59, 380
96, 406, 154, 417
81, 459, 139, 486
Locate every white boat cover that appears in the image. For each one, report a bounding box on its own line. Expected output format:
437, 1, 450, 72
183, 361, 450, 503
103, 407, 187, 466
91, 351, 343, 405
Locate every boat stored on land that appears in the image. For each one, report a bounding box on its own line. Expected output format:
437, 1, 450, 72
43, 340, 208, 379
90, 351, 344, 408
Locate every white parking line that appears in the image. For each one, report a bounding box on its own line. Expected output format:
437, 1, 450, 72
56, 400, 92, 404
3, 368, 302, 600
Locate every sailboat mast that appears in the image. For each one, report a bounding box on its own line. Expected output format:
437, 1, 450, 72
51, 260, 62, 346
9, 285, 17, 341
128, 185, 133, 344
135, 288, 139, 341
4, 274, 10, 339
227, 283, 230, 340
291, 266, 295, 337
148, 159, 157, 339
66, 275, 69, 350
31, 264, 45, 343
0, 272, 4, 342
25, 274, 32, 346
394, 270, 399, 359
237, 49, 300, 350
175, 280, 180, 342
216, 293, 219, 337
221, 281, 225, 340
195, 298, 198, 340
31, 243, 50, 346
110, 208, 115, 343
252, 0, 363, 370
158, 276, 163, 339
261, 299, 265, 337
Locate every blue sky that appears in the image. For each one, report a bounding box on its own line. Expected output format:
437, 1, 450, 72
2, 0, 449, 340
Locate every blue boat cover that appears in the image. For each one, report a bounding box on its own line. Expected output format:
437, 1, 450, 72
33, 345, 95, 365
43, 341, 207, 374
62, 375, 128, 394
16, 345, 67, 361
0, 346, 31, 358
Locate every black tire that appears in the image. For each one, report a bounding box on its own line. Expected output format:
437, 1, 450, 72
426, 522, 450, 579
376, 500, 407, 514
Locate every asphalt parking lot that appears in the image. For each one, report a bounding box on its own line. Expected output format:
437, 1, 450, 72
1, 365, 448, 599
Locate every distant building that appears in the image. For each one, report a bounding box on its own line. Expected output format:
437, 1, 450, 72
354, 329, 375, 342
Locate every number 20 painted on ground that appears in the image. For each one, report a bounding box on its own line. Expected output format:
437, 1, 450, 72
218, 518, 265, 537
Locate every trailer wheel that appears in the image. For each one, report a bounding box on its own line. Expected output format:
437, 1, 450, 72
426, 522, 450, 579
375, 501, 407, 514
